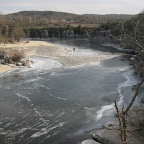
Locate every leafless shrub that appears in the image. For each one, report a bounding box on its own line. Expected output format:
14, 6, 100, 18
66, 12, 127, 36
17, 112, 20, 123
7, 49, 25, 62
0, 34, 7, 45
115, 78, 144, 144
12, 27, 25, 42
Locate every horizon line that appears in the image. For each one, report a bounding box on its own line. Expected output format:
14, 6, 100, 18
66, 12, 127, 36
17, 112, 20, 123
1, 10, 140, 16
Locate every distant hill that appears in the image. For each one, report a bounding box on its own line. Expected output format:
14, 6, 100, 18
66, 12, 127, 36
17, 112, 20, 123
83, 14, 134, 19
5, 11, 80, 21
104, 14, 134, 20
5, 11, 134, 23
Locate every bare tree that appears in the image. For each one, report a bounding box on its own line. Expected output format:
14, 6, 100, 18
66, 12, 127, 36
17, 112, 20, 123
0, 34, 7, 46
115, 78, 144, 144
0, 14, 5, 26
110, 13, 144, 51
12, 27, 25, 42
112, 12, 144, 144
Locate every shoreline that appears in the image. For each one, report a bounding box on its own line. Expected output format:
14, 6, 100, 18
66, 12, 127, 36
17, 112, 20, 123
0, 40, 143, 144
89, 68, 141, 144
0, 64, 13, 74
0, 40, 121, 74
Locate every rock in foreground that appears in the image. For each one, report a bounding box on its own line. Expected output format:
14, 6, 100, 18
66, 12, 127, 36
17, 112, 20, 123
92, 129, 121, 144
81, 139, 101, 144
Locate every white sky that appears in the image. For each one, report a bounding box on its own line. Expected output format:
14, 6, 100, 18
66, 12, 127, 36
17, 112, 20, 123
0, 0, 144, 14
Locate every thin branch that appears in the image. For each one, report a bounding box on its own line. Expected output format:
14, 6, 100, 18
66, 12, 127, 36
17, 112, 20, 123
115, 99, 124, 143
124, 78, 144, 115
110, 21, 144, 50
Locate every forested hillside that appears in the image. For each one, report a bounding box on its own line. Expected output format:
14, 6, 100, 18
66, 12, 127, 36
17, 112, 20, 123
5, 11, 134, 27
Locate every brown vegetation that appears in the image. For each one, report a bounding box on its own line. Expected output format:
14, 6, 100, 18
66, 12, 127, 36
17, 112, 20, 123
115, 78, 144, 144
0, 34, 7, 45
7, 49, 25, 62
12, 27, 25, 42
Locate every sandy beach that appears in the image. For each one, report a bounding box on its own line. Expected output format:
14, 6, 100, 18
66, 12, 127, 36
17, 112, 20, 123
0, 40, 120, 73
0, 64, 12, 74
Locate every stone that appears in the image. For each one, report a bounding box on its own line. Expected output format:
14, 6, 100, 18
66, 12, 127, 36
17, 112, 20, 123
26, 60, 31, 67
92, 129, 121, 144
133, 55, 137, 58
7, 64, 15, 67
0, 53, 4, 59
8, 59, 14, 64
142, 99, 144, 103
30, 60, 34, 64
16, 62, 23, 66
92, 132, 112, 144
1, 60, 6, 65
81, 139, 100, 144
4, 57, 9, 63
19, 59, 27, 66
141, 50, 144, 54
135, 51, 138, 54
18, 66, 25, 68
26, 60, 34, 67
103, 121, 119, 130
130, 57, 135, 62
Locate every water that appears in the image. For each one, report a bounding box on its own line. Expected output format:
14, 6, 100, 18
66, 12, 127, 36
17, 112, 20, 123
49, 39, 127, 54
0, 40, 140, 144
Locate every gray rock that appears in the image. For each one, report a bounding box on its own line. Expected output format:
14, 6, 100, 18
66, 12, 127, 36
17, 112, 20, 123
92, 133, 112, 144
19, 59, 27, 66
18, 66, 25, 68
4, 57, 9, 63
81, 139, 100, 144
8, 59, 14, 64
0, 53, 4, 59
26, 60, 34, 67
7, 64, 15, 67
92, 129, 120, 144
29, 60, 34, 64
132, 55, 137, 58
1, 60, 5, 65
26, 60, 31, 67
130, 57, 135, 62
16, 62, 23, 66
141, 50, 144, 54
103, 121, 119, 130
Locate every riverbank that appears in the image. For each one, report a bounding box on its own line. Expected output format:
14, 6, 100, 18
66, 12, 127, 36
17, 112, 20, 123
0, 64, 12, 74
0, 39, 142, 144
130, 50, 144, 78
0, 40, 120, 74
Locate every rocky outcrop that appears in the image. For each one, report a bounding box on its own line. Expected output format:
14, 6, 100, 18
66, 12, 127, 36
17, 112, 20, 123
81, 121, 120, 144
130, 50, 144, 78
0, 52, 5, 59
81, 139, 101, 144
0, 52, 33, 68
91, 129, 121, 144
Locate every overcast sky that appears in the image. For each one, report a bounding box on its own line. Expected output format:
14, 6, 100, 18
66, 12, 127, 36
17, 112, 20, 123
0, 0, 144, 14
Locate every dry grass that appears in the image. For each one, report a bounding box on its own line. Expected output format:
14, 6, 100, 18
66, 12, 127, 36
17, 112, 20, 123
2, 49, 25, 62
127, 107, 144, 131
8, 49, 25, 62
127, 107, 144, 144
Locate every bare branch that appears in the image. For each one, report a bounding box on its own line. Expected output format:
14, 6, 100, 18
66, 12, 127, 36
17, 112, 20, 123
115, 99, 124, 143
124, 78, 144, 115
